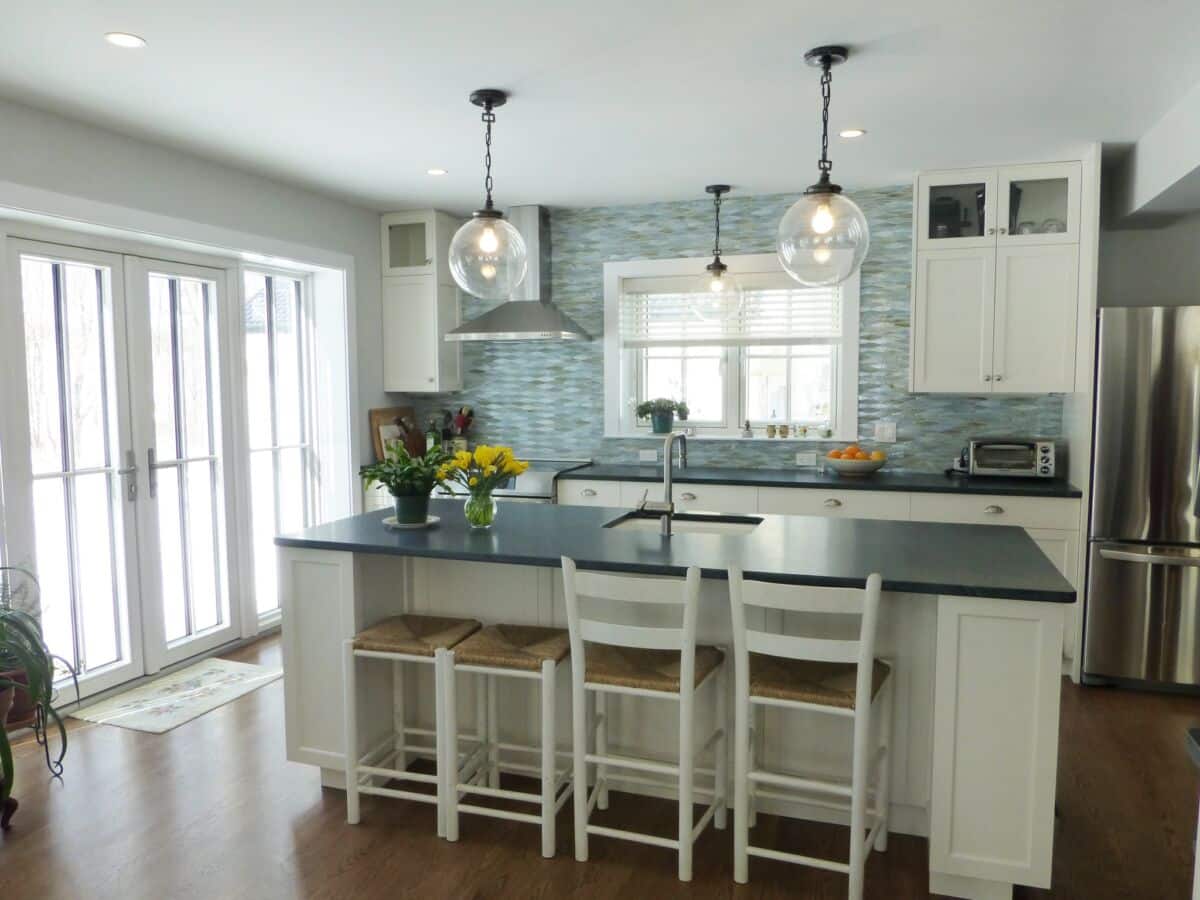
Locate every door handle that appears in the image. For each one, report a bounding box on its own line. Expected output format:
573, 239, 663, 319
117, 450, 138, 501
147, 448, 158, 499
1099, 546, 1200, 567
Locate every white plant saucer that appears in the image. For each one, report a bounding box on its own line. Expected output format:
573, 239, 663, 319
382, 515, 440, 530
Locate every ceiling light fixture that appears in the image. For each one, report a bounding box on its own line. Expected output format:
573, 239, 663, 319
104, 32, 146, 49
839, 128, 866, 139
426, 168, 448, 176
776, 46, 870, 287
447, 89, 527, 301
700, 184, 741, 302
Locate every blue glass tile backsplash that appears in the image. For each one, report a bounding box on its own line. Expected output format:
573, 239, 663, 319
401, 186, 1063, 472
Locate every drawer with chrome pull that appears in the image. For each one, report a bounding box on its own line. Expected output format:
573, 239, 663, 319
556, 480, 621, 507
618, 481, 758, 514
909, 493, 1079, 530
757, 487, 910, 520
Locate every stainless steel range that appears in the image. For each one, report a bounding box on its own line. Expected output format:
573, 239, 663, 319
436, 457, 592, 503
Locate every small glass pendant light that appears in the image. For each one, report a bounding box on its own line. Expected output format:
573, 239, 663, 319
448, 89, 528, 301
777, 46, 870, 287
699, 184, 742, 306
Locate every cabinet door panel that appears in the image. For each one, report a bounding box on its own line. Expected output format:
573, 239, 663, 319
992, 245, 1078, 393
997, 162, 1081, 245
382, 276, 437, 391
916, 170, 998, 251
912, 249, 995, 393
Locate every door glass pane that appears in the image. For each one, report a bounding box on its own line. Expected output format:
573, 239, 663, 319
149, 275, 179, 456
185, 460, 221, 633
177, 278, 214, 457
242, 274, 272, 449
1007, 177, 1069, 235
63, 264, 110, 470
21, 258, 64, 475
32, 477, 73, 670
272, 279, 302, 445
927, 182, 986, 240
75, 472, 119, 669
387, 222, 427, 268
250, 451, 277, 615
156, 466, 187, 643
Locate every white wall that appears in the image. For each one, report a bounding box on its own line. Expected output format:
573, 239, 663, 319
0, 96, 388, 460
1099, 213, 1200, 307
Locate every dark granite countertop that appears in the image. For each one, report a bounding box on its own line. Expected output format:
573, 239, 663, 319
559, 464, 1082, 498
277, 499, 1076, 603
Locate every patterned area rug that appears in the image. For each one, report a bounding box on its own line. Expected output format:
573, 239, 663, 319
72, 658, 281, 734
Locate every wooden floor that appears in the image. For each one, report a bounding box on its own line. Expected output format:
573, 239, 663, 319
1, 635, 1196, 899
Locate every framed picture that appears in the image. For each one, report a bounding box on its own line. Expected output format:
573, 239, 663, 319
369, 406, 416, 461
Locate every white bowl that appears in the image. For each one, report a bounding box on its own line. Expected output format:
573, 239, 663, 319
825, 456, 886, 477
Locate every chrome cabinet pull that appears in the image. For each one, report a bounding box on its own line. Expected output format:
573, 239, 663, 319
983, 374, 993, 382
994, 374, 1004, 382
999, 227, 1007, 235
824, 498, 842, 508
147, 447, 157, 499
987, 227, 996, 235
680, 492, 697, 501
984, 504, 1004, 514
117, 450, 138, 501
581, 488, 597, 497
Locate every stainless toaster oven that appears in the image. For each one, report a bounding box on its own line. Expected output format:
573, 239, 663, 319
968, 438, 1063, 478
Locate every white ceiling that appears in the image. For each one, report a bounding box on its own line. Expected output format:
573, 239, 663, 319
2, 1, 1199, 212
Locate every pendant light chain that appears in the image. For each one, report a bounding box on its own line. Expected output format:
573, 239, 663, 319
818, 58, 833, 177
481, 101, 496, 210
713, 191, 723, 258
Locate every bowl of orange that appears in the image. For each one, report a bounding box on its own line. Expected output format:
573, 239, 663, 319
825, 444, 888, 477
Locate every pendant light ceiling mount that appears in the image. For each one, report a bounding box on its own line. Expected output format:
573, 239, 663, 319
802, 45, 847, 197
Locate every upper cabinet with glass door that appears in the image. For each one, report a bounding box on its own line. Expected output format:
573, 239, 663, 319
917, 163, 1080, 251
382, 210, 458, 283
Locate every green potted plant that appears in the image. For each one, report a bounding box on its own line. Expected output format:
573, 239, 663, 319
1, 566, 75, 830
360, 444, 450, 525
636, 398, 690, 435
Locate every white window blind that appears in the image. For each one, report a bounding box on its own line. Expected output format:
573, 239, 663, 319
619, 272, 841, 348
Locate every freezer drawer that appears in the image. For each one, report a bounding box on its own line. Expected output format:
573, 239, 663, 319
1084, 541, 1200, 685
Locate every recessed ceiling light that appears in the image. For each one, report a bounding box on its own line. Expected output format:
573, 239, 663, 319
426, 168, 448, 176
105, 32, 147, 49
839, 128, 866, 139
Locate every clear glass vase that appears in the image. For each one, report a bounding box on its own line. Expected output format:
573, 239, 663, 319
463, 491, 498, 529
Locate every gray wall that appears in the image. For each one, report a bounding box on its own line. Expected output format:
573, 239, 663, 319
407, 187, 1063, 472
1100, 212, 1200, 307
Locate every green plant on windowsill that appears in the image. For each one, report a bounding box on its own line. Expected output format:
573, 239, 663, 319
360, 444, 451, 524
1, 566, 77, 830
635, 398, 690, 434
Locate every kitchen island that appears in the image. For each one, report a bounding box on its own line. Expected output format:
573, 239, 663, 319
278, 499, 1074, 900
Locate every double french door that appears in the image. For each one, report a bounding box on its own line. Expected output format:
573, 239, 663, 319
7, 241, 240, 696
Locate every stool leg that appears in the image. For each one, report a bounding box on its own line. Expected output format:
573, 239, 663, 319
475, 672, 487, 782
540, 659, 557, 858
393, 659, 407, 771
487, 673, 500, 789
434, 649, 446, 838
875, 676, 894, 853
572, 681, 589, 862
678, 683, 694, 882
595, 690, 609, 810
714, 663, 728, 830
848, 700, 871, 900
444, 651, 460, 842
733, 678, 749, 883
749, 705, 761, 828
342, 641, 360, 825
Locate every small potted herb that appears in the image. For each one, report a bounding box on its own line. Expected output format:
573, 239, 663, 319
636, 398, 690, 435
360, 445, 450, 525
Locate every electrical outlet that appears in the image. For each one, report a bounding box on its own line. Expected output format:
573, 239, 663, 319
638, 449, 659, 463
874, 421, 897, 443
794, 451, 818, 467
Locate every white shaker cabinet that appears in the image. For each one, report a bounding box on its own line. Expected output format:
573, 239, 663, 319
911, 161, 1082, 394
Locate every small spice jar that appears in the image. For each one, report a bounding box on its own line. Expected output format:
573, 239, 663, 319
778, 423, 790, 438
766, 423, 777, 439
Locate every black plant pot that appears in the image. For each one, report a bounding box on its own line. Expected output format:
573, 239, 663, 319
391, 492, 431, 524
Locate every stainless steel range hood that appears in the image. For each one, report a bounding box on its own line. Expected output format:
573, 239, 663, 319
445, 205, 591, 342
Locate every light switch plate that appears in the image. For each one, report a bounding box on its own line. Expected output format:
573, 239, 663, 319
874, 421, 898, 443
638, 449, 659, 463
794, 451, 818, 467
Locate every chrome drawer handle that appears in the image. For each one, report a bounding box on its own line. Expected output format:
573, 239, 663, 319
984, 504, 1004, 514
824, 498, 842, 508
987, 227, 996, 235
581, 488, 597, 497
680, 492, 697, 501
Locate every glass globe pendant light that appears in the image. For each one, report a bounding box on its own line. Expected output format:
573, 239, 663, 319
699, 184, 742, 305
448, 89, 528, 301
776, 46, 870, 287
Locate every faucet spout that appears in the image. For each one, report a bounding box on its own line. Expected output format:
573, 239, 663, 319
660, 432, 688, 536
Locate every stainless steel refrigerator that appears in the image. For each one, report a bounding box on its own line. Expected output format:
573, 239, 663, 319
1085, 305, 1200, 687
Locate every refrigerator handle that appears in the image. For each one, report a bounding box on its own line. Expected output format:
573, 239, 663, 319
1099, 546, 1200, 567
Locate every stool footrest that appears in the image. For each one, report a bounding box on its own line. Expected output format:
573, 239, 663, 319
587, 823, 680, 850
359, 784, 438, 805
747, 845, 851, 874
458, 803, 543, 825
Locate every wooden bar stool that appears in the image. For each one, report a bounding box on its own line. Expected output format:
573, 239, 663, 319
342, 614, 482, 835
562, 557, 728, 883
442, 624, 573, 857
728, 569, 894, 900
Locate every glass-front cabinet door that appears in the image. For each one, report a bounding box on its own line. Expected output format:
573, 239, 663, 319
996, 162, 1081, 244
381, 211, 435, 275
916, 169, 998, 251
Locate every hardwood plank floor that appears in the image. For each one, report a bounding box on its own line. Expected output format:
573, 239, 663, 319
0, 636, 1195, 899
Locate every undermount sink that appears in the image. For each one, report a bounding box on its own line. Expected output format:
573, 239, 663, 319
604, 510, 763, 535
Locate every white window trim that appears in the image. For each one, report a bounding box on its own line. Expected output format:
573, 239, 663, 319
603, 253, 859, 441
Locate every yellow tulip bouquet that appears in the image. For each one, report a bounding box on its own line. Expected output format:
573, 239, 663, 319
437, 445, 530, 528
